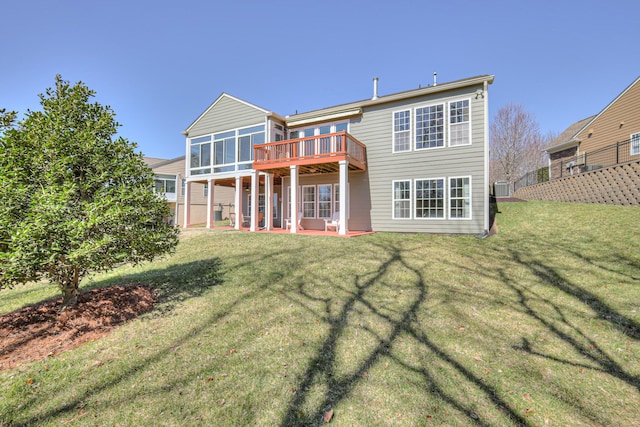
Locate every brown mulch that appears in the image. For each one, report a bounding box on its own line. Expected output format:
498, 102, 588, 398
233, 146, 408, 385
0, 284, 156, 371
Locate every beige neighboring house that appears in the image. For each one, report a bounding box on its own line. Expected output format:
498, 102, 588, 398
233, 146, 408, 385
144, 156, 235, 226
545, 75, 640, 178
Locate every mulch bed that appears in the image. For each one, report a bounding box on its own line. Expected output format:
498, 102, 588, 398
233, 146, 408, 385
0, 284, 156, 370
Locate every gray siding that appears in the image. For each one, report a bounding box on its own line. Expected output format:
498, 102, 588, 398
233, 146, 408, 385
188, 95, 267, 137
349, 84, 488, 234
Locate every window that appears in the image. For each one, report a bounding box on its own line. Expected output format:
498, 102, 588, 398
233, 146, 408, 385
302, 185, 316, 218
318, 184, 332, 218
449, 100, 470, 147
181, 179, 186, 196
449, 177, 471, 219
190, 136, 212, 174
415, 179, 444, 218
154, 175, 177, 194
238, 125, 265, 162
393, 110, 411, 152
203, 183, 208, 197
334, 184, 340, 214
393, 180, 411, 219
415, 104, 444, 149
631, 132, 640, 156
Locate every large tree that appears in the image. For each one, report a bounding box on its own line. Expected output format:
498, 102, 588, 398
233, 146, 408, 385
490, 104, 550, 186
0, 75, 179, 307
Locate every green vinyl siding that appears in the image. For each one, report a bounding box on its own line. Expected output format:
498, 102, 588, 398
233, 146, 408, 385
188, 95, 267, 137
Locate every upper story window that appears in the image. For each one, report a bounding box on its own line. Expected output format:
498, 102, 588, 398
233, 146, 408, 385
392, 98, 472, 152
416, 104, 444, 149
189, 124, 265, 175
393, 110, 411, 152
631, 132, 640, 156
449, 100, 470, 147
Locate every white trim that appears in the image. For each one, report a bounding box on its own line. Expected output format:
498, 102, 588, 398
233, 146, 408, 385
414, 178, 446, 220
448, 98, 472, 147
414, 102, 446, 151
448, 176, 472, 220
286, 108, 362, 127
392, 179, 412, 220
631, 132, 640, 156
392, 109, 412, 153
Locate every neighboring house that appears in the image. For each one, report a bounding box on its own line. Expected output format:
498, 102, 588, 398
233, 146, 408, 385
545, 75, 640, 178
144, 156, 235, 226
182, 75, 494, 235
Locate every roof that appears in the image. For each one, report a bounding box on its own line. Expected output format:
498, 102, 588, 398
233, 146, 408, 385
545, 74, 640, 154
143, 155, 185, 168
285, 75, 494, 127
544, 116, 595, 153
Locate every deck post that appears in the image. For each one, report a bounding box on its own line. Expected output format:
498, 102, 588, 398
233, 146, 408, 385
339, 160, 348, 235
250, 170, 259, 232
206, 178, 215, 229
290, 165, 298, 234
183, 180, 191, 228
234, 176, 242, 230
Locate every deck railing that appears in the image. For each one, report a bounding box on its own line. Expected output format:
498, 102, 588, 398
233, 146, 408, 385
254, 131, 366, 168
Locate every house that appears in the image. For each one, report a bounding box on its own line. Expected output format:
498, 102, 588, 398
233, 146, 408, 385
144, 156, 235, 226
545, 75, 640, 178
181, 75, 494, 235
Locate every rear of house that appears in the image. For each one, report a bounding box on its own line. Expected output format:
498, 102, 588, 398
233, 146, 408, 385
182, 75, 494, 235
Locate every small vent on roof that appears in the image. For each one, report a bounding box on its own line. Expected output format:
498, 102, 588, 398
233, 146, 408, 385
372, 77, 379, 100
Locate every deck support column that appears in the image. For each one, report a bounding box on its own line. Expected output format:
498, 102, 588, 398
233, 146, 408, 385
290, 165, 298, 234
183, 181, 191, 228
265, 173, 273, 230
206, 178, 215, 229
234, 176, 242, 230
339, 160, 349, 235
250, 170, 259, 232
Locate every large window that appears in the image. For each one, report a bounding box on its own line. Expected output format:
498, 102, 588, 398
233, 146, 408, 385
415, 178, 444, 218
190, 124, 265, 175
154, 174, 177, 194
631, 132, 640, 156
393, 110, 411, 152
449, 100, 470, 147
393, 180, 411, 219
318, 184, 332, 218
449, 177, 471, 219
415, 104, 444, 149
190, 136, 212, 175
302, 185, 316, 218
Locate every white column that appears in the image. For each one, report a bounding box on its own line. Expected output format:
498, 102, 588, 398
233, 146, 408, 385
265, 173, 273, 231
206, 178, 215, 229
339, 160, 348, 235
250, 170, 259, 232
234, 176, 242, 230
290, 165, 298, 234
183, 181, 191, 228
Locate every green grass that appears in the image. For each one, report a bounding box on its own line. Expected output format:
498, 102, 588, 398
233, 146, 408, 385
1, 201, 639, 426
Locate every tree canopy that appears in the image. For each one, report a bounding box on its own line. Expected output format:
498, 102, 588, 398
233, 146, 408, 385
0, 75, 179, 306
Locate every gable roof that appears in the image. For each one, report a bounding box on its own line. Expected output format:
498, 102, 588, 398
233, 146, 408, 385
545, 75, 640, 154
183, 93, 284, 135
143, 155, 185, 168
545, 116, 595, 153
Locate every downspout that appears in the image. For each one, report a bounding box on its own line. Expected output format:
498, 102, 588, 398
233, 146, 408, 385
483, 80, 490, 233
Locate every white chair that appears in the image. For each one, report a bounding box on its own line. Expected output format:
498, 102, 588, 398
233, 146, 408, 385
324, 211, 340, 232
285, 211, 304, 230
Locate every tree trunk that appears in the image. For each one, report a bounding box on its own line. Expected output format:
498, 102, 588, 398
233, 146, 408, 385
59, 267, 80, 310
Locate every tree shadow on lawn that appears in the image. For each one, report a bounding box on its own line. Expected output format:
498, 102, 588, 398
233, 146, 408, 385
279, 240, 531, 427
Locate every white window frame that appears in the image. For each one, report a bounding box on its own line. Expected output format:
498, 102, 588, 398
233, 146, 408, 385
414, 178, 445, 219
631, 132, 640, 156
449, 176, 472, 220
448, 99, 471, 147
415, 103, 445, 151
317, 184, 332, 219
392, 179, 412, 220
302, 185, 316, 218
392, 109, 411, 153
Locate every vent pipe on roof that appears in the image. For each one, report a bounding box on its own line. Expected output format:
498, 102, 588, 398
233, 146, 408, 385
372, 77, 379, 100
433, 72, 437, 86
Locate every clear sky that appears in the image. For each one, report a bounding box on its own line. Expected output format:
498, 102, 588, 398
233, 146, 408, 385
2, 0, 638, 159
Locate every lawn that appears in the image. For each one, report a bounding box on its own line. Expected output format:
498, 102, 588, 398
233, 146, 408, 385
1, 201, 639, 426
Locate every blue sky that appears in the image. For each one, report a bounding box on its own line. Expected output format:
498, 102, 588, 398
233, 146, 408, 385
2, 0, 638, 159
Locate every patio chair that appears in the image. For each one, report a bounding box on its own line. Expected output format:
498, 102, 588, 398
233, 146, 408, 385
324, 211, 340, 232
285, 211, 304, 230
